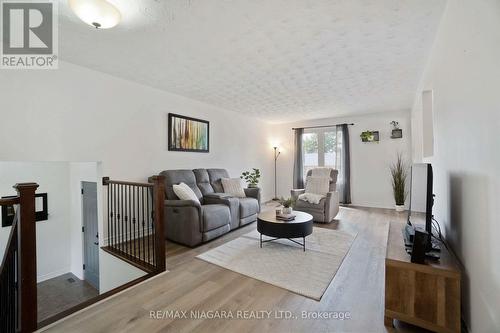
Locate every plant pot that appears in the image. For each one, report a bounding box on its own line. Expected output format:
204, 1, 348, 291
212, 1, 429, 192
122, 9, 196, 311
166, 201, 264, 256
248, 184, 258, 188
395, 205, 405, 212
282, 207, 292, 214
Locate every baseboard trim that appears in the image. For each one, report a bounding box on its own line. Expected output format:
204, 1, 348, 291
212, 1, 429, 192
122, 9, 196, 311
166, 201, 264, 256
37, 267, 71, 283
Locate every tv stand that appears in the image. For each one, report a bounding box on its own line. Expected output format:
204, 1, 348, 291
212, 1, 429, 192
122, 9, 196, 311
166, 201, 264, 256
385, 221, 461, 333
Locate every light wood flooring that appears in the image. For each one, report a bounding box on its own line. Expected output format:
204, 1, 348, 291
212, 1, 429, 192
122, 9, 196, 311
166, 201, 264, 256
40, 206, 431, 333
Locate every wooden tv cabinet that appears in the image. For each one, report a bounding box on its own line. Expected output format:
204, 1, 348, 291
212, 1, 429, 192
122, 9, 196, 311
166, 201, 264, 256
385, 221, 461, 333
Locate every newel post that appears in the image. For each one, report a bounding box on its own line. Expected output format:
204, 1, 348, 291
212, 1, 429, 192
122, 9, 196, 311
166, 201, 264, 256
150, 175, 166, 272
14, 182, 39, 332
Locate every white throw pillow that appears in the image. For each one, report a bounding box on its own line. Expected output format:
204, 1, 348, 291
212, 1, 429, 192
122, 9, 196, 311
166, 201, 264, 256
221, 178, 246, 198
172, 182, 200, 203
305, 176, 329, 196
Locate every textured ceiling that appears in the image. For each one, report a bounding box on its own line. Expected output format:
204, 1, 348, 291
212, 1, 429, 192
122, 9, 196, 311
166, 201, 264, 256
58, 0, 446, 123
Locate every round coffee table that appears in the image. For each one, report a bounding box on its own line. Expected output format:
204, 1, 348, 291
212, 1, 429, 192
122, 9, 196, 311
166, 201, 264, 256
257, 210, 313, 251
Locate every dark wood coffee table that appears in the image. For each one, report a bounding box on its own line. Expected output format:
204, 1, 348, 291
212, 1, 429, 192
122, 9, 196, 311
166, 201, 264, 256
257, 210, 313, 251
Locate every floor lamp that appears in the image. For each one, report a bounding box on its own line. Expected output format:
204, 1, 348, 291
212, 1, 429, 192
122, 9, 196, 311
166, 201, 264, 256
273, 146, 281, 201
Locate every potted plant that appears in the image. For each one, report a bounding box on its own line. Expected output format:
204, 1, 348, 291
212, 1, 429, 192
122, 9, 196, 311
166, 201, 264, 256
279, 197, 294, 214
390, 153, 408, 212
240, 168, 261, 188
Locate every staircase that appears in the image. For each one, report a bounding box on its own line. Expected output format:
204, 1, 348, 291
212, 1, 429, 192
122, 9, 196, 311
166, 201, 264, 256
0, 177, 166, 332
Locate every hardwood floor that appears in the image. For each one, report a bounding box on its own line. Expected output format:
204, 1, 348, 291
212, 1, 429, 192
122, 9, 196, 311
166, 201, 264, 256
40, 206, 430, 333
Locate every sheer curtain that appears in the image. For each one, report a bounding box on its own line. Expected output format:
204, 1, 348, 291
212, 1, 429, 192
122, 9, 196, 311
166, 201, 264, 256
293, 124, 351, 204
336, 124, 351, 204
292, 128, 304, 189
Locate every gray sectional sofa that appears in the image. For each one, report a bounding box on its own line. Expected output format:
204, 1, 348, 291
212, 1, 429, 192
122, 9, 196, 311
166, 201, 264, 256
158, 168, 261, 247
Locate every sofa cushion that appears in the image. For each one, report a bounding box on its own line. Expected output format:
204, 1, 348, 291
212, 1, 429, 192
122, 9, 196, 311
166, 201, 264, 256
239, 197, 259, 218
193, 169, 214, 195
173, 183, 201, 203
207, 169, 230, 193
240, 213, 257, 226
201, 204, 230, 231
202, 224, 231, 242
161, 169, 203, 201
221, 178, 246, 198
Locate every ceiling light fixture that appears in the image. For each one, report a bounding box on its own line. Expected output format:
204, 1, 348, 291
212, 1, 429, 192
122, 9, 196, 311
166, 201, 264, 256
69, 0, 121, 29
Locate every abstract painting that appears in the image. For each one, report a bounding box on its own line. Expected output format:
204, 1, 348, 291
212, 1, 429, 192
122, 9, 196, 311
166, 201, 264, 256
168, 113, 209, 152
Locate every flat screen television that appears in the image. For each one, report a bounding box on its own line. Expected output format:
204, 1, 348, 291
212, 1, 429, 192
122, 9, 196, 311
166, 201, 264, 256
406, 163, 434, 249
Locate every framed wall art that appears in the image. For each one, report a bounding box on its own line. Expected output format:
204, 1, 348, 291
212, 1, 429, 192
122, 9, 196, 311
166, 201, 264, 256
168, 113, 209, 153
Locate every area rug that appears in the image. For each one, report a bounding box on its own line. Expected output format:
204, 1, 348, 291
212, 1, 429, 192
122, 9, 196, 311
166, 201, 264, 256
196, 227, 357, 300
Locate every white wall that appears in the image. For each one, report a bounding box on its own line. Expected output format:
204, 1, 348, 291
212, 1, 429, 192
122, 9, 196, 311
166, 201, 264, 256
0, 60, 274, 290
0, 162, 71, 282
0, 61, 273, 199
411, 0, 500, 331
270, 110, 412, 209
99, 251, 146, 293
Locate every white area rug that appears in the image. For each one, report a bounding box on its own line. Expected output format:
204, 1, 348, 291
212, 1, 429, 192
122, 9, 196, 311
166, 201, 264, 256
196, 227, 357, 300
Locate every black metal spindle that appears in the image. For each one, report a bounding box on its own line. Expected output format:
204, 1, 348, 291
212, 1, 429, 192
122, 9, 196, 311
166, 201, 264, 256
120, 184, 124, 252
132, 185, 136, 258
107, 183, 111, 247
0, 223, 18, 333
146, 188, 150, 264
126, 185, 129, 257
125, 185, 129, 255
137, 186, 140, 260
113, 183, 117, 248
114, 183, 117, 249
142, 187, 146, 262
127, 185, 132, 255
110, 184, 113, 248
117, 184, 121, 252
138, 187, 144, 259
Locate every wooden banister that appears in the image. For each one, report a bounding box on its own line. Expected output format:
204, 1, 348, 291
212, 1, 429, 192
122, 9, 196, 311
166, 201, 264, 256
0, 182, 39, 333
15, 183, 39, 333
0, 197, 20, 206
150, 175, 166, 272
103, 177, 154, 188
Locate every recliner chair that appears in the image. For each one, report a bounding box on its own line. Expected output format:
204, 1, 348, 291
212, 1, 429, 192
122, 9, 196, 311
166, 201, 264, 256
159, 168, 260, 247
291, 169, 339, 223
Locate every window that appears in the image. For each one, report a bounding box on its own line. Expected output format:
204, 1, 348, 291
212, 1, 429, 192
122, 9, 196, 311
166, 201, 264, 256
302, 132, 318, 176
302, 128, 339, 178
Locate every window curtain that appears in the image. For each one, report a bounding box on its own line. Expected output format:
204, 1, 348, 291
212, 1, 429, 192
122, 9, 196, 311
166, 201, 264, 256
336, 124, 351, 204
292, 128, 304, 189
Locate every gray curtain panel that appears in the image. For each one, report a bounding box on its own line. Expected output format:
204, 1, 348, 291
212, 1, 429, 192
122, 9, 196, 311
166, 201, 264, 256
336, 124, 351, 204
292, 128, 304, 189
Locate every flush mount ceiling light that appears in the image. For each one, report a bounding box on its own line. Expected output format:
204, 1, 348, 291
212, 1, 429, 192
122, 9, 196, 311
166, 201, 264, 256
69, 0, 121, 29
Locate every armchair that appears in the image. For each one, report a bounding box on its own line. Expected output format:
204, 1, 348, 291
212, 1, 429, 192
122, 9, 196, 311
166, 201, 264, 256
291, 169, 339, 223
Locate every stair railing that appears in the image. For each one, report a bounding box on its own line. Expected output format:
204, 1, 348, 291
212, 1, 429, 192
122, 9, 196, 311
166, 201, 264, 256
101, 176, 165, 273
0, 183, 39, 333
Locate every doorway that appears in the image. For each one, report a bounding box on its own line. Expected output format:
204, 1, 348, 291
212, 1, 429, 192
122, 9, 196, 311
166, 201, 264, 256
82, 181, 99, 290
